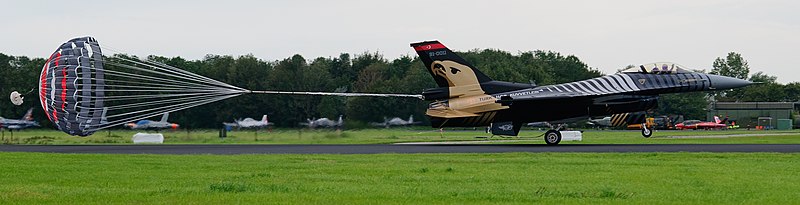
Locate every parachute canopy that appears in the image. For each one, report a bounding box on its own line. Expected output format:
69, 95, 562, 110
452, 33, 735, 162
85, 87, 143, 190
10, 91, 23, 105
40, 37, 106, 136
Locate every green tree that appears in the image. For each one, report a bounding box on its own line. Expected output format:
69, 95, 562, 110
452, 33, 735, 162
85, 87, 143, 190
749, 71, 777, 83
657, 93, 708, 120
784, 82, 800, 102
710, 52, 750, 80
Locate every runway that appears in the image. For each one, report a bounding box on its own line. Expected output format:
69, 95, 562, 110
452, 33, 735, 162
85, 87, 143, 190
1, 144, 800, 154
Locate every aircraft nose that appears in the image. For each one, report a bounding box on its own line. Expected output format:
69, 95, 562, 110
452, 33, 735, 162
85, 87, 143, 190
707, 74, 753, 90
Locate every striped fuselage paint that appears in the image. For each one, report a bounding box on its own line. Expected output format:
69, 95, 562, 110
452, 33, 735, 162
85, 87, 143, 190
429, 72, 711, 128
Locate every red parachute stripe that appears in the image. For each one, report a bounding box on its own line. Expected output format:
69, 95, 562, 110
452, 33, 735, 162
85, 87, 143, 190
40, 54, 52, 121
60, 56, 67, 116
52, 53, 61, 121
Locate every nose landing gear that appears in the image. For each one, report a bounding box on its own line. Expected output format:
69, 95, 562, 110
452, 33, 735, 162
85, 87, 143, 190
641, 123, 652, 138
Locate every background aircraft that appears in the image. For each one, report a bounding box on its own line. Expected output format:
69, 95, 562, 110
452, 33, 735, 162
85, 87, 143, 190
675, 116, 728, 130
411, 40, 752, 144
125, 113, 179, 130
0, 108, 39, 130
300, 115, 343, 128
224, 115, 273, 129
587, 117, 612, 127
370, 115, 421, 128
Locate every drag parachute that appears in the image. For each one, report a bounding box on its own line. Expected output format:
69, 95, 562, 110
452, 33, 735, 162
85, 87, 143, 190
39, 37, 246, 136
40, 37, 421, 136
40, 37, 107, 136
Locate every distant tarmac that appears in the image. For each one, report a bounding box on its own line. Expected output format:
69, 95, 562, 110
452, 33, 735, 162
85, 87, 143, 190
1, 144, 799, 154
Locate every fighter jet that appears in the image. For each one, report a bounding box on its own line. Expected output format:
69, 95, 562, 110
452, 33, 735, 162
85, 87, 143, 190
125, 113, 179, 130
224, 115, 274, 129
370, 115, 421, 128
587, 117, 612, 127
675, 116, 728, 130
0, 108, 39, 130
411, 40, 753, 144
300, 115, 343, 128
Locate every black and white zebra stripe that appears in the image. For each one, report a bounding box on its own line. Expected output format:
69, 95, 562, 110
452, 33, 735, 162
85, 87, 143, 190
506, 73, 709, 97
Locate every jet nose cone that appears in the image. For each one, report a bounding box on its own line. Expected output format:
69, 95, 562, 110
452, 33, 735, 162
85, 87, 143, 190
708, 74, 753, 90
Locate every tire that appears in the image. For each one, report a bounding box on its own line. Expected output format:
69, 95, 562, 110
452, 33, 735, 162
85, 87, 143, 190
641, 127, 653, 138
544, 130, 561, 145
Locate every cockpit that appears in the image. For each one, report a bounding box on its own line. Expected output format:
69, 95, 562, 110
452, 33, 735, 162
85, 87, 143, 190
618, 62, 691, 74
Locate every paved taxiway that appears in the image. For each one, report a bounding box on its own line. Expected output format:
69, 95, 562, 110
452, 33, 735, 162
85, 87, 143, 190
1, 144, 799, 154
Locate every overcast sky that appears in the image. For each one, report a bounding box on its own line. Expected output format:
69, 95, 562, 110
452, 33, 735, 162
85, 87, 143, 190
2, 0, 798, 83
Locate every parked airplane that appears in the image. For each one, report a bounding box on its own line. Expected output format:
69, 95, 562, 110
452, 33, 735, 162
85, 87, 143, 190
124, 113, 179, 130
0, 108, 39, 130
370, 115, 421, 127
224, 115, 273, 129
411, 40, 752, 144
675, 116, 728, 130
300, 115, 343, 128
587, 117, 612, 127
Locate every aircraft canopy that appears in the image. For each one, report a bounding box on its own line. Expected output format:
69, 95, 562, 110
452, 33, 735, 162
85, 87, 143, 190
619, 62, 691, 74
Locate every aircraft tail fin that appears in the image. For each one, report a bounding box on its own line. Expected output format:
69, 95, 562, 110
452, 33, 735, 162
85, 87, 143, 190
100, 107, 108, 124
410, 41, 492, 88
338, 115, 343, 125
21, 108, 33, 121
262, 115, 268, 123
714, 116, 721, 124
409, 115, 414, 123
719, 116, 728, 124
160, 113, 169, 122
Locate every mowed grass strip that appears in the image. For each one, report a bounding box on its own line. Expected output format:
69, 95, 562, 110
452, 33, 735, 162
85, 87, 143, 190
0, 152, 798, 204
3, 129, 800, 145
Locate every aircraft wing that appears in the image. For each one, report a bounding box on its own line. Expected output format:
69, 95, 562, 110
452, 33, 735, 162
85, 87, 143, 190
496, 87, 589, 104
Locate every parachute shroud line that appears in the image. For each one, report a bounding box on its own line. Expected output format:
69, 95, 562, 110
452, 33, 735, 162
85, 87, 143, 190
40, 37, 419, 136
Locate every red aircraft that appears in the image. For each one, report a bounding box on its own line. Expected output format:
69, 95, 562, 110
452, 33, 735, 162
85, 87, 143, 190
675, 116, 728, 130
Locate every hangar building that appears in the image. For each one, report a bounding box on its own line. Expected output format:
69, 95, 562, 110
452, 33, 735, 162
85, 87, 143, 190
706, 102, 796, 130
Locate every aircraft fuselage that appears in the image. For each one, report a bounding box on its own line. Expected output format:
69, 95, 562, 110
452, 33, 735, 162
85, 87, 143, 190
427, 72, 750, 128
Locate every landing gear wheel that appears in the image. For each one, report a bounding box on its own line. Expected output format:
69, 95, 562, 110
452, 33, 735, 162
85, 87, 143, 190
544, 130, 561, 145
641, 125, 652, 138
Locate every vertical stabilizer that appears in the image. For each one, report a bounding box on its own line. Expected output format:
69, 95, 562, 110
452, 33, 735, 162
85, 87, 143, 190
21, 108, 34, 121
410, 41, 492, 88
160, 113, 169, 122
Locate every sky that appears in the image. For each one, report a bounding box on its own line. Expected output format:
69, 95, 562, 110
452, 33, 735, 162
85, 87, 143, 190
2, 0, 798, 83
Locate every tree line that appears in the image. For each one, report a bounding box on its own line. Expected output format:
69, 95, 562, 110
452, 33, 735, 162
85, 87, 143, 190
0, 50, 792, 129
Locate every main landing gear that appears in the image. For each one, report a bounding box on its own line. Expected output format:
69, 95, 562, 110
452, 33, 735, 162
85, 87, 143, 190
543, 123, 567, 145
641, 123, 652, 138
544, 130, 561, 145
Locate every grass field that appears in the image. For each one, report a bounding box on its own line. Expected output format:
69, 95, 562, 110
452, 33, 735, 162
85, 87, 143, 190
2, 128, 800, 145
0, 152, 798, 204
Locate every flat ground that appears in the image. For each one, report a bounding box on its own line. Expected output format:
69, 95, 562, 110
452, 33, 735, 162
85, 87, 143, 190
0, 152, 798, 204
3, 129, 798, 204
2, 128, 800, 144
